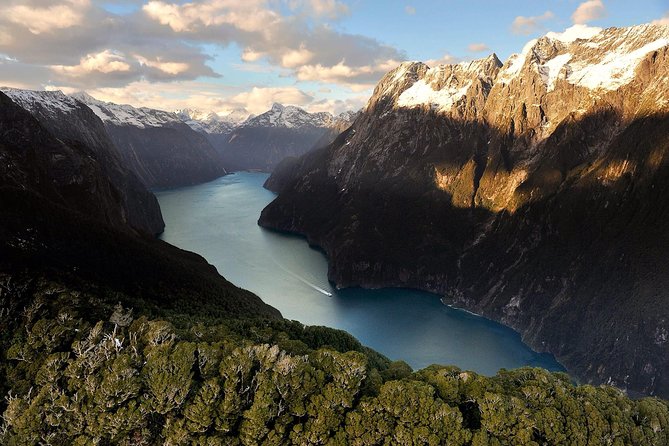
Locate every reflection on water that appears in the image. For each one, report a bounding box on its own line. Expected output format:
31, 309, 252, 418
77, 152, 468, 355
157, 172, 564, 374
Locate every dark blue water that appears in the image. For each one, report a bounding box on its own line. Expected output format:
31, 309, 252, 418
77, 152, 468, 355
157, 172, 564, 375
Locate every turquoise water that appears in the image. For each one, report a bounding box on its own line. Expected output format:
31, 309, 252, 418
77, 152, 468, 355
157, 172, 564, 375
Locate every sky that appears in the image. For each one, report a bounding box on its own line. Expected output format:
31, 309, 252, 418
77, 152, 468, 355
0, 0, 667, 116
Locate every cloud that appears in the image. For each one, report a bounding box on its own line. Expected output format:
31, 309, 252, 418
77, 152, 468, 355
281, 45, 315, 68
73, 80, 321, 115
652, 12, 669, 25
511, 11, 555, 35
424, 53, 459, 67
142, 0, 279, 33
308, 96, 367, 115
0, 0, 91, 34
405, 6, 416, 15
51, 50, 131, 76
0, 0, 404, 112
571, 0, 606, 25
467, 43, 489, 52
288, 0, 350, 20
134, 55, 190, 75
295, 59, 400, 90
229, 86, 314, 113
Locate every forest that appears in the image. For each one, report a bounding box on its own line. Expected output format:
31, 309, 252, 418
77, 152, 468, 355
1, 273, 668, 446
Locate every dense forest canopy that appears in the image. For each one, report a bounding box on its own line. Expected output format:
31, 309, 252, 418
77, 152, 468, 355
2, 274, 668, 445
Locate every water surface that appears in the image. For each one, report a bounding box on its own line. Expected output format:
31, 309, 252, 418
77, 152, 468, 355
157, 172, 564, 374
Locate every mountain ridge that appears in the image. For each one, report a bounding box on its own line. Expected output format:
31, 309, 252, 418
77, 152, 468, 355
260, 23, 669, 397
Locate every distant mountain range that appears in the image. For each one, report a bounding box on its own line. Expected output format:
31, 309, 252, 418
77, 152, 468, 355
1, 88, 358, 187
260, 24, 669, 398
180, 102, 359, 172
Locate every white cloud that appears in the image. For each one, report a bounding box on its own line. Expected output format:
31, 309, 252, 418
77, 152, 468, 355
288, 0, 350, 20
241, 49, 266, 62
230, 86, 314, 113
142, 0, 280, 33
296, 59, 400, 90
405, 6, 416, 15
571, 0, 606, 25
135, 55, 190, 75
281, 45, 315, 68
511, 11, 555, 35
141, 0, 404, 87
0, 0, 90, 34
308, 96, 367, 115
51, 50, 131, 76
467, 43, 489, 52
0, 0, 403, 111
652, 12, 669, 25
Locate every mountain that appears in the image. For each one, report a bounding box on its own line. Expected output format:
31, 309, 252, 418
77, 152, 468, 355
0, 88, 164, 235
260, 24, 669, 397
0, 88, 278, 317
204, 103, 357, 172
2, 62, 669, 446
73, 93, 227, 188
176, 107, 251, 135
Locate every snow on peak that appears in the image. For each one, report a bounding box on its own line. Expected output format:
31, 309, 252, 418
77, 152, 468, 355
498, 23, 669, 92
175, 108, 218, 123
546, 24, 603, 43
242, 104, 335, 129
1, 87, 79, 115
395, 56, 499, 112
72, 92, 181, 129
498, 39, 539, 84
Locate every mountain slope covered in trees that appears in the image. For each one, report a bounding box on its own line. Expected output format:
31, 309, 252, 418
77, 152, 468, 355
2, 274, 668, 445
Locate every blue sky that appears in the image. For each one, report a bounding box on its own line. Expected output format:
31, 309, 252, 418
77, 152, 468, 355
0, 0, 667, 115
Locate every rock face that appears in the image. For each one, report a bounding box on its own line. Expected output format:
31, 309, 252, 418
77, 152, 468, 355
260, 24, 669, 397
0, 90, 280, 320
1, 89, 164, 235
211, 103, 357, 171
73, 93, 227, 188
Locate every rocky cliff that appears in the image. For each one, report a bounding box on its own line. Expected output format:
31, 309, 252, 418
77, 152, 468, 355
73, 93, 227, 188
1, 89, 164, 235
260, 24, 669, 397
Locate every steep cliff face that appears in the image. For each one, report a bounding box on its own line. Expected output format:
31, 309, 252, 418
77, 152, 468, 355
1, 89, 164, 235
0, 90, 280, 321
260, 24, 669, 397
73, 93, 227, 188
217, 103, 356, 171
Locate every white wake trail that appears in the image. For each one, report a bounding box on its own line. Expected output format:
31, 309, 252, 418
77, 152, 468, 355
271, 258, 333, 297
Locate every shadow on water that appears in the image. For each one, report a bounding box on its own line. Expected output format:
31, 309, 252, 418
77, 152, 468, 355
157, 171, 565, 375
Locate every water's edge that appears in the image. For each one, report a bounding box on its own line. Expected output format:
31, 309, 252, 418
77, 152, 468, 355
157, 172, 565, 375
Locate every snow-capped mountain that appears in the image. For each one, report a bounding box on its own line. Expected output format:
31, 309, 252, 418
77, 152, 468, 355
0, 87, 165, 235
70, 92, 184, 129
260, 23, 669, 398
176, 107, 252, 135
241, 103, 337, 129
72, 93, 226, 188
213, 103, 358, 172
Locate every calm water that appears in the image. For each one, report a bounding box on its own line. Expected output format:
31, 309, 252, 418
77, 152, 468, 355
157, 172, 564, 375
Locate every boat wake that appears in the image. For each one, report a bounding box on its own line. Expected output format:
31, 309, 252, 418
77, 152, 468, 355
271, 258, 333, 297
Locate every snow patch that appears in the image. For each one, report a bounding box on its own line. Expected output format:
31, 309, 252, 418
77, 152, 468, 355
1, 87, 79, 114
71, 92, 182, 128
538, 53, 572, 91
569, 38, 669, 91
397, 79, 471, 112
498, 39, 538, 83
